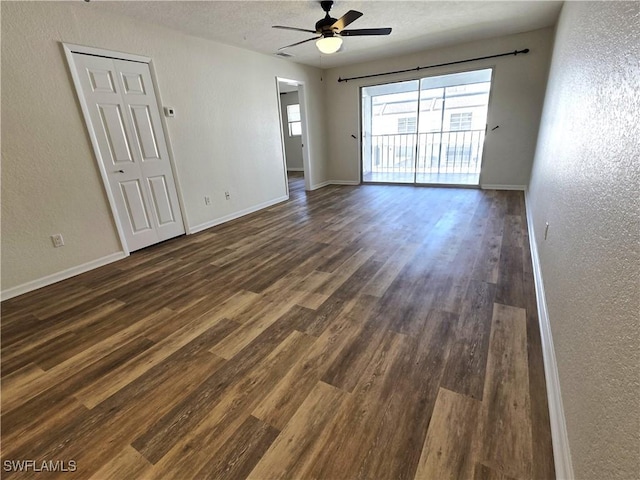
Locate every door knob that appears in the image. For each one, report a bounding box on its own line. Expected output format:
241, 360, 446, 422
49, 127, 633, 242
115, 169, 124, 173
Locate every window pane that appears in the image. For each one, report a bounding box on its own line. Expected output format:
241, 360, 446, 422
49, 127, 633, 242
449, 112, 472, 131
397, 116, 417, 134
365, 80, 420, 136
289, 121, 302, 136
287, 104, 301, 122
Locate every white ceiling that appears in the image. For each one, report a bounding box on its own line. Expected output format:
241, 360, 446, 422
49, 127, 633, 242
93, 1, 563, 69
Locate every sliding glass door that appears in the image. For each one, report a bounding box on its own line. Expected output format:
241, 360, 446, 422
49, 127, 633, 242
362, 80, 419, 183
361, 68, 492, 186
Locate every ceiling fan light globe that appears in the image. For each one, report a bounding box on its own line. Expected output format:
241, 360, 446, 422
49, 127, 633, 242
316, 36, 342, 54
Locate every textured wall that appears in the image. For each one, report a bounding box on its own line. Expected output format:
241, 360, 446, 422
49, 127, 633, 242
1, 2, 328, 292
323, 28, 554, 187
527, 2, 640, 479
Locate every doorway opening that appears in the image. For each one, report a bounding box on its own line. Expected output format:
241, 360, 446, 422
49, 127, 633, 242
277, 78, 311, 193
361, 68, 492, 186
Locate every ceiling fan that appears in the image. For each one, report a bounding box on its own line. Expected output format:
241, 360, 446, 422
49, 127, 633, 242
273, 1, 392, 55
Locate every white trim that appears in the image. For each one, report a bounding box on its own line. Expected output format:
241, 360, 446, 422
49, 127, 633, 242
147, 59, 191, 233
188, 195, 289, 234
480, 184, 526, 191
276, 77, 313, 191
286, 168, 305, 172
329, 180, 360, 186
309, 180, 361, 190
525, 191, 574, 480
309, 180, 332, 190
275, 79, 290, 199
1, 252, 127, 301
62, 43, 150, 63
296, 82, 313, 191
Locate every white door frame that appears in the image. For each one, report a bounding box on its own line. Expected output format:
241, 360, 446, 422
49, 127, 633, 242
62, 43, 189, 255
275, 77, 312, 191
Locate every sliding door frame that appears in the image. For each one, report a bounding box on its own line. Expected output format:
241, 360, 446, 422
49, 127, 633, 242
359, 65, 496, 188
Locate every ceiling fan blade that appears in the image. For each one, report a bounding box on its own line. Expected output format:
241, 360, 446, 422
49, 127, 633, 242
278, 36, 320, 50
340, 27, 392, 36
273, 25, 317, 34
331, 10, 363, 31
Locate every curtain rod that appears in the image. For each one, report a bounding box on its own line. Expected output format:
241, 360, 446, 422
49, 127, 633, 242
337, 48, 529, 83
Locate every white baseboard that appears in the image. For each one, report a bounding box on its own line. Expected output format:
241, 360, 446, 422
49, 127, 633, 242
309, 180, 332, 190
309, 180, 359, 190
524, 191, 574, 480
481, 184, 527, 190
329, 180, 359, 186
3, 196, 292, 300
188, 195, 289, 234
286, 168, 304, 172
1, 252, 127, 301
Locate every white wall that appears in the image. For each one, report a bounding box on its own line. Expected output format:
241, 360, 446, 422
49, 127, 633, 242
279, 91, 304, 171
323, 28, 554, 188
527, 2, 640, 479
1, 2, 328, 295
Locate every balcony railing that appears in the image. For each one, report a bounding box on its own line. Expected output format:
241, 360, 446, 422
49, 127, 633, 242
368, 129, 485, 175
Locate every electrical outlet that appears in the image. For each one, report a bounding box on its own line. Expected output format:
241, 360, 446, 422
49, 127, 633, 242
544, 222, 549, 240
225, 191, 231, 200
204, 196, 211, 205
51, 234, 65, 248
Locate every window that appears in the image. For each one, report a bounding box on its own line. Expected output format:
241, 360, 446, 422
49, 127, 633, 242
446, 145, 473, 163
397, 116, 417, 134
449, 112, 472, 131
286, 104, 301, 136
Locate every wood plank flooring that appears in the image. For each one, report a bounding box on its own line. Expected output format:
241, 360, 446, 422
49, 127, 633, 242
1, 172, 555, 479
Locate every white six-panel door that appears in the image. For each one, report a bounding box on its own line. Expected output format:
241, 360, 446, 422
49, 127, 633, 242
71, 53, 184, 252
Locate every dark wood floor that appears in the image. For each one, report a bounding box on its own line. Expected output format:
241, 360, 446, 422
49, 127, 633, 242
1, 173, 554, 479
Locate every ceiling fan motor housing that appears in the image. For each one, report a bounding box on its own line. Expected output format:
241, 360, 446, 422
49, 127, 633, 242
316, 16, 338, 35
320, 1, 334, 13
317, 0, 338, 35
